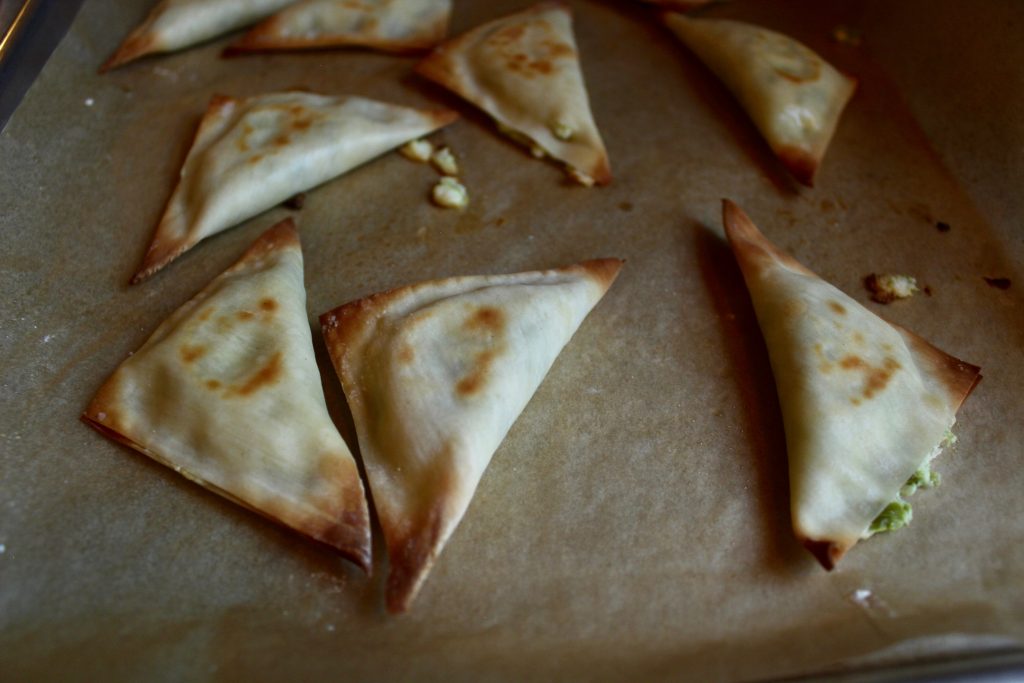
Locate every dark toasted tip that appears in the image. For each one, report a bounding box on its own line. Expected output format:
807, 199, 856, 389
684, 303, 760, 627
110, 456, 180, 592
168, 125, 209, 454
803, 538, 845, 570
777, 146, 818, 187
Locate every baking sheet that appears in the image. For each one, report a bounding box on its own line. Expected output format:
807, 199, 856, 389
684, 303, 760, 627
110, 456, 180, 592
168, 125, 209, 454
1, 0, 1022, 680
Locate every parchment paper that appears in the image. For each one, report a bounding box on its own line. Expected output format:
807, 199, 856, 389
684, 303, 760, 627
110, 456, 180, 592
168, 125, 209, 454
1, 1, 1022, 680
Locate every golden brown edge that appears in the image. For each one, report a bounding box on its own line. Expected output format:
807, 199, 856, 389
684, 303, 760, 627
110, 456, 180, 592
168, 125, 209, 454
721, 199, 815, 279
775, 73, 858, 187
776, 146, 820, 188
800, 538, 849, 571
422, 107, 461, 130
895, 325, 983, 411
383, 500, 451, 614
99, 11, 161, 73
100, 32, 157, 73
130, 94, 239, 285
82, 411, 372, 572
587, 155, 614, 187
577, 257, 625, 292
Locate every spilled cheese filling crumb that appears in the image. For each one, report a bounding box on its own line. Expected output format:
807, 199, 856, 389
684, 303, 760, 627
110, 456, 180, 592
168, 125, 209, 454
865, 273, 919, 304
551, 121, 573, 141
432, 177, 468, 209
864, 429, 956, 537
400, 139, 434, 163
495, 120, 592, 186
430, 146, 459, 176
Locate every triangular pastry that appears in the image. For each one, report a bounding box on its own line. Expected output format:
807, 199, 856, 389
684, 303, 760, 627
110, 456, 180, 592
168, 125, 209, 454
228, 0, 452, 55
101, 0, 295, 71
722, 200, 981, 569
664, 14, 856, 186
415, 2, 611, 186
132, 92, 458, 283
84, 219, 372, 571
320, 258, 623, 611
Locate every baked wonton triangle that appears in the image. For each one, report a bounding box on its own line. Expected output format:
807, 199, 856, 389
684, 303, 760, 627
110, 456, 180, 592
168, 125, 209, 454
721, 200, 981, 569
84, 219, 372, 571
320, 259, 623, 611
132, 92, 457, 283
228, 0, 452, 55
101, 0, 295, 71
664, 14, 856, 186
415, 1, 611, 186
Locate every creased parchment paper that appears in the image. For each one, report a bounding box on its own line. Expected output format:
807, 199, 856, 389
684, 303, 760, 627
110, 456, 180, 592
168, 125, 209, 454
1, 1, 1022, 680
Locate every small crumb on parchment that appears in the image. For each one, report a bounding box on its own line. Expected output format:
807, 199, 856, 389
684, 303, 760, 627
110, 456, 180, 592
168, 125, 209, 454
864, 273, 919, 304
568, 167, 595, 187
400, 139, 433, 163
432, 177, 468, 209
430, 146, 459, 176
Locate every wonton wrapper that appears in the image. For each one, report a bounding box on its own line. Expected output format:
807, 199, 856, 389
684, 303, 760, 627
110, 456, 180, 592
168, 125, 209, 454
133, 92, 457, 283
228, 0, 452, 55
84, 219, 372, 571
320, 259, 623, 611
101, 0, 295, 71
415, 1, 611, 186
722, 200, 981, 569
664, 14, 856, 186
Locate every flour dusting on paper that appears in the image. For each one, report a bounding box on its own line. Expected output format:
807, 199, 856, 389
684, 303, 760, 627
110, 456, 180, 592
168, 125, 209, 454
848, 587, 895, 617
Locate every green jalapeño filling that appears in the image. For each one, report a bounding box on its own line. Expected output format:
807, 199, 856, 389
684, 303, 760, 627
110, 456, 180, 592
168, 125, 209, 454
866, 430, 954, 537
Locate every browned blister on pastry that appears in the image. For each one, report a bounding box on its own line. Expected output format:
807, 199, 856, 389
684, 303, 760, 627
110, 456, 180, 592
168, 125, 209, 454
228, 0, 452, 55
721, 200, 980, 568
132, 91, 458, 283
664, 15, 856, 186
415, 1, 610, 186
320, 258, 623, 612
101, 0, 295, 71
85, 219, 372, 571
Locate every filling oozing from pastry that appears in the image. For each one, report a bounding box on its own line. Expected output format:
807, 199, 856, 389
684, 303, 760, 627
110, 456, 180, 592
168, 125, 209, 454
865, 428, 956, 536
